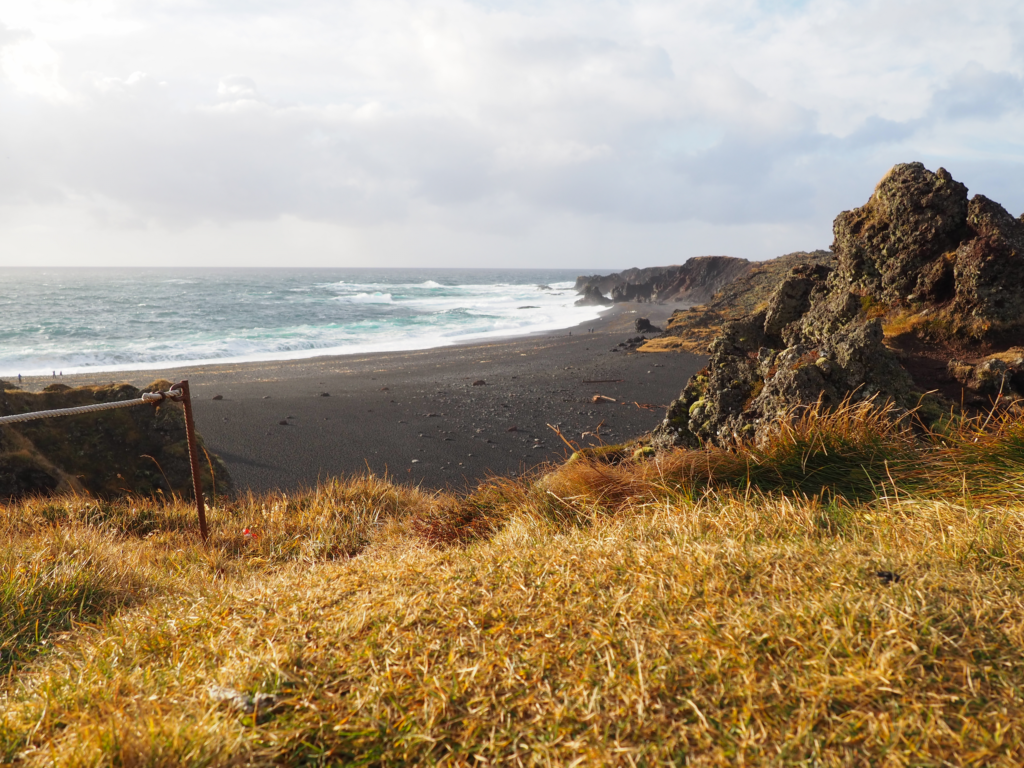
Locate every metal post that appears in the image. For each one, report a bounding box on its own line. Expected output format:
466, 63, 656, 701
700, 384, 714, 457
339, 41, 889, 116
176, 380, 209, 542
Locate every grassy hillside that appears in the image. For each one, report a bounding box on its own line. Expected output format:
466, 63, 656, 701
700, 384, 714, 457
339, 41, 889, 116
2, 401, 1023, 765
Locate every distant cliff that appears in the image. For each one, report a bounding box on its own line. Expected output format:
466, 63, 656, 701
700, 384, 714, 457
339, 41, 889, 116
575, 256, 753, 304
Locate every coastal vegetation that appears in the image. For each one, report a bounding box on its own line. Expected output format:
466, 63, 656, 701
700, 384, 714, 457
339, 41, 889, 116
2, 398, 1023, 765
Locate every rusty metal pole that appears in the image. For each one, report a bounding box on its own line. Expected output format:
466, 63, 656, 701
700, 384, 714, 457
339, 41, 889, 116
176, 380, 209, 542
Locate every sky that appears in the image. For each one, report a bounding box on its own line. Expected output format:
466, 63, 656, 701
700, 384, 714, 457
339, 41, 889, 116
1, 0, 1023, 269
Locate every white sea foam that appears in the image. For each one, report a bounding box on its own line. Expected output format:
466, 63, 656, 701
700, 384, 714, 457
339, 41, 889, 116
338, 292, 395, 304
0, 269, 604, 376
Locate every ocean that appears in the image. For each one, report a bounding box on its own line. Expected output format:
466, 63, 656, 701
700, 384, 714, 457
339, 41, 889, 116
0, 268, 606, 377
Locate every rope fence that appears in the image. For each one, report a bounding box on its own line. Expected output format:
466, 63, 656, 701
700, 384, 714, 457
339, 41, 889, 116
0, 380, 209, 541
0, 391, 178, 425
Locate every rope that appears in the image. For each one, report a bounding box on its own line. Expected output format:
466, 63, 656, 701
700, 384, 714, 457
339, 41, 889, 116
0, 390, 181, 426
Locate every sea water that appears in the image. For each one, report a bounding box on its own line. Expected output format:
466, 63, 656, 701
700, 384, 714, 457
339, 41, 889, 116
0, 268, 605, 376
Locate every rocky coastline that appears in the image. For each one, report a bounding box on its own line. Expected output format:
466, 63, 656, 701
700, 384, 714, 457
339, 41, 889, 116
574, 256, 753, 305
6, 161, 1022, 499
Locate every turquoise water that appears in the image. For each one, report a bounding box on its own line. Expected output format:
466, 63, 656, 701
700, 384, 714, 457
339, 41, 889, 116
0, 268, 603, 376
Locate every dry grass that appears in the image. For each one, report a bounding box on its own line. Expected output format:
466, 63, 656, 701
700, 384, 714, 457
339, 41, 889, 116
2, 404, 1024, 766
637, 336, 696, 353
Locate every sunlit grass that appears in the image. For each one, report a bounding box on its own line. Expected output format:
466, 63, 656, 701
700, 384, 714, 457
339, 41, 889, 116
2, 401, 1024, 765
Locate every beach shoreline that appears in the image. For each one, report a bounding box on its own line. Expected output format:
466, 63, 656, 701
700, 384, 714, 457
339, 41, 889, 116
13, 303, 705, 492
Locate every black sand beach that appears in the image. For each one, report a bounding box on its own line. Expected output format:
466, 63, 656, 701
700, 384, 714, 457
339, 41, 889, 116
18, 304, 706, 492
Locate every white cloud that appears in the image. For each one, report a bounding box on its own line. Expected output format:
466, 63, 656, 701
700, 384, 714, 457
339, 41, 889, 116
1, 0, 1024, 267
217, 74, 260, 101
0, 33, 70, 102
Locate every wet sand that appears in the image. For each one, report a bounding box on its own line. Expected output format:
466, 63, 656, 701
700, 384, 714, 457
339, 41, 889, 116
18, 304, 706, 492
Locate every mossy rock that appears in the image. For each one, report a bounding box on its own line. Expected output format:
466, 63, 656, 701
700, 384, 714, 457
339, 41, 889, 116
567, 444, 629, 465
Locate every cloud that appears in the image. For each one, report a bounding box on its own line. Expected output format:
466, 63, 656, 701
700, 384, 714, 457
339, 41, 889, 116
0, 23, 31, 48
931, 62, 1024, 120
0, 26, 70, 102
218, 75, 260, 101
1, 0, 1024, 266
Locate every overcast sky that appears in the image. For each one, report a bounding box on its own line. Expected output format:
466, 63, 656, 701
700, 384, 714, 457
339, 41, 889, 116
1, 1, 1023, 268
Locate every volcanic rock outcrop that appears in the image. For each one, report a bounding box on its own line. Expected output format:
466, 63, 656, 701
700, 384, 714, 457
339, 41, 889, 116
652, 162, 1024, 450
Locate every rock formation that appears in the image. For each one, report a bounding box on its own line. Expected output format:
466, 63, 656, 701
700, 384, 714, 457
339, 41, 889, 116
0, 380, 231, 500
634, 317, 662, 334
576, 256, 753, 305
574, 285, 614, 307
653, 163, 1024, 450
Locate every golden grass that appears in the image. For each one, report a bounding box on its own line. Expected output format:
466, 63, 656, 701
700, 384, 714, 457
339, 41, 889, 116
2, 403, 1024, 765
636, 337, 694, 353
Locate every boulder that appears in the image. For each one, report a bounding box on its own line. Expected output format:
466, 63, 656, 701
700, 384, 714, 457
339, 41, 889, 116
634, 317, 662, 334
653, 266, 915, 449
831, 162, 968, 304
952, 195, 1024, 330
